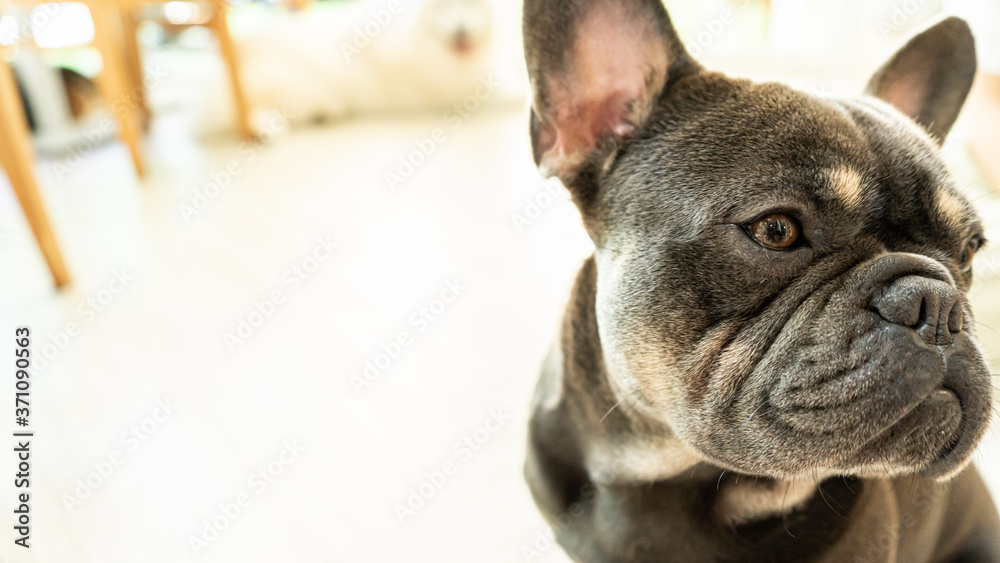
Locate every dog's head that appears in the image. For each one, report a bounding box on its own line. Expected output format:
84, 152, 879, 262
525, 0, 990, 480
420, 0, 493, 58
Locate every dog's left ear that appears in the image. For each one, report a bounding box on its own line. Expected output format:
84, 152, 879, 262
865, 17, 977, 143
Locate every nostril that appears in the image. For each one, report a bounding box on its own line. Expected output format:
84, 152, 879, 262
915, 296, 928, 329
947, 300, 963, 334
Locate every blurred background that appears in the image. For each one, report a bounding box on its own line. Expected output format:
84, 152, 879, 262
0, 0, 998, 561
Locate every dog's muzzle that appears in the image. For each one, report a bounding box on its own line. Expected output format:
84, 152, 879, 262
766, 253, 991, 478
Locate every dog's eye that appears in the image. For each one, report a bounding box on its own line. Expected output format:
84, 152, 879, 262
745, 214, 801, 250
960, 235, 985, 274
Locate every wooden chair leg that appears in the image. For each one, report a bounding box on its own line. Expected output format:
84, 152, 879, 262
969, 74, 1000, 192
0, 60, 71, 289
118, 8, 150, 129
89, 2, 146, 177
207, 4, 254, 140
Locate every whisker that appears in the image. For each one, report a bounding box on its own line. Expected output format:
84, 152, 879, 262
762, 413, 810, 458
966, 176, 990, 194
842, 476, 855, 495
975, 321, 1000, 338
600, 390, 640, 423
719, 399, 772, 440
620, 390, 643, 416
760, 426, 793, 457
781, 481, 796, 538
813, 470, 848, 520
745, 399, 771, 421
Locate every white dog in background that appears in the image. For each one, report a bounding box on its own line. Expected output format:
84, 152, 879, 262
154, 0, 496, 136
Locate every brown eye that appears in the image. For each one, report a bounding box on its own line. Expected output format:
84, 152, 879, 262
746, 214, 801, 250
960, 235, 985, 274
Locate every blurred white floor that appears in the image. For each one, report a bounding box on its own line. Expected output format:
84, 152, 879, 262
0, 98, 998, 562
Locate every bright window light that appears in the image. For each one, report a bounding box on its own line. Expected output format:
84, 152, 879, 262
164, 2, 195, 25
30, 3, 94, 49
0, 15, 19, 46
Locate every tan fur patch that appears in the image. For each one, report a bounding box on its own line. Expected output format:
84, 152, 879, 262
828, 167, 865, 209
715, 474, 824, 526
937, 189, 968, 229
586, 436, 704, 485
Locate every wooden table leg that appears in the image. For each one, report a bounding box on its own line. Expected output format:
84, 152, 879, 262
0, 59, 71, 289
207, 3, 254, 140
89, 1, 146, 177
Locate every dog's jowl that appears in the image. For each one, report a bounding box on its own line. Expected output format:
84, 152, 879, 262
522, 1, 1000, 561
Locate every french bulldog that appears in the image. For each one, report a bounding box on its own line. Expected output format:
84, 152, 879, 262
522, 0, 1000, 561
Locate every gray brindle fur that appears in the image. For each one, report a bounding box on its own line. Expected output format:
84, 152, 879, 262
522, 1, 1000, 561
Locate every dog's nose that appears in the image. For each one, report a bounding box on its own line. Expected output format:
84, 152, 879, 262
871, 276, 963, 345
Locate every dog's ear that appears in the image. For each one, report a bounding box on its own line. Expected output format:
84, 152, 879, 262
523, 0, 697, 205
865, 17, 977, 144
